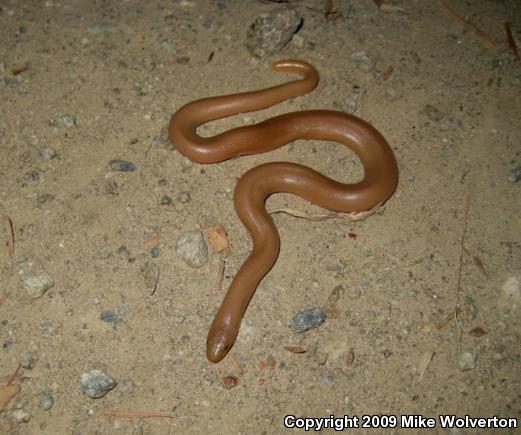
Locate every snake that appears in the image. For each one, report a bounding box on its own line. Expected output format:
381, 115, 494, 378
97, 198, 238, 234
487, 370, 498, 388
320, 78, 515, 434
169, 59, 399, 363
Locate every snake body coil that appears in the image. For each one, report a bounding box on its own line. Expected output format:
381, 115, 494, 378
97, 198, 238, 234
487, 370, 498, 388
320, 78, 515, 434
169, 60, 399, 363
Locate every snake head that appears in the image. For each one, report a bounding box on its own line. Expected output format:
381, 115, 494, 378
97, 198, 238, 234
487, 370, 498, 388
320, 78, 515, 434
206, 329, 232, 363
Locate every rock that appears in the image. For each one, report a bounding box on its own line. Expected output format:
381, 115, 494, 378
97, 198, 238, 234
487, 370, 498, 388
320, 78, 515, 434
246, 8, 302, 58
291, 308, 326, 333
175, 230, 208, 268
458, 351, 477, 371
39, 392, 54, 411
18, 270, 55, 298
108, 159, 135, 172
80, 369, 117, 398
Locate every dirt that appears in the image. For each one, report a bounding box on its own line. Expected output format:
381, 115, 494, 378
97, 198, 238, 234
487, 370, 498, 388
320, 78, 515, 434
1, 0, 520, 434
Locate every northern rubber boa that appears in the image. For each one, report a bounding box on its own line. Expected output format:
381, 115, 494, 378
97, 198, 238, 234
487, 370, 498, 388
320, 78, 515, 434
169, 60, 399, 363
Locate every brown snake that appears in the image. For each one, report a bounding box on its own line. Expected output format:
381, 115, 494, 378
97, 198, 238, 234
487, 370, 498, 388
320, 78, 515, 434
169, 59, 399, 362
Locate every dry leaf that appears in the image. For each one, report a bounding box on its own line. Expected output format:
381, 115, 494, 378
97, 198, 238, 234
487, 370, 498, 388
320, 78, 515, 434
143, 234, 160, 247
323, 285, 344, 319
203, 225, 229, 252
468, 326, 487, 337
346, 348, 355, 366
0, 384, 21, 412
265, 354, 276, 368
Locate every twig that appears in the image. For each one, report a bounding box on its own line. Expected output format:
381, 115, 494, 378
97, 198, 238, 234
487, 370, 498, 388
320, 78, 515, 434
103, 409, 175, 419
6, 364, 21, 387
504, 22, 519, 60
454, 187, 471, 351
4, 215, 14, 259
151, 267, 160, 296
211, 256, 226, 292
269, 202, 382, 222
437, 0, 496, 48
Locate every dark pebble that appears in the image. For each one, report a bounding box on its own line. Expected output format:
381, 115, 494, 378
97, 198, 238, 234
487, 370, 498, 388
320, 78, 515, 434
108, 159, 135, 172
160, 194, 173, 205
24, 170, 40, 181
291, 308, 326, 333
3, 339, 14, 352
100, 308, 127, 329
150, 246, 160, 258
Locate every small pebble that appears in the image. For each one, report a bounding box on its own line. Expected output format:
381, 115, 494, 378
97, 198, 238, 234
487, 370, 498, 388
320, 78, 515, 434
24, 170, 40, 181
383, 348, 393, 358
291, 307, 326, 333
291, 34, 305, 48
458, 351, 477, 371
80, 369, 117, 398
15, 255, 28, 264
39, 392, 55, 411
321, 373, 335, 385
509, 165, 521, 183
116, 245, 131, 258
3, 339, 14, 352
51, 114, 76, 128
19, 350, 36, 369
8, 409, 31, 423
160, 194, 173, 205
344, 85, 363, 114
501, 276, 520, 302
39, 147, 57, 159
178, 191, 191, 203
100, 308, 127, 329
180, 157, 193, 171
175, 230, 208, 268
423, 104, 444, 122
18, 270, 55, 298
108, 159, 135, 172
158, 178, 168, 186
348, 288, 362, 300
150, 245, 161, 258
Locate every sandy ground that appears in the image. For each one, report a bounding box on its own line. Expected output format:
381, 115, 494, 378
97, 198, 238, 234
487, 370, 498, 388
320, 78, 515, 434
1, 0, 520, 434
